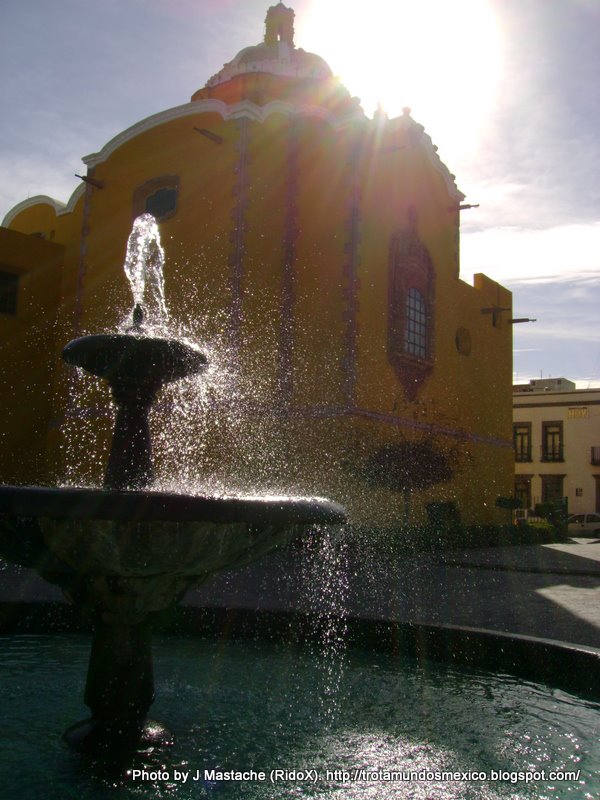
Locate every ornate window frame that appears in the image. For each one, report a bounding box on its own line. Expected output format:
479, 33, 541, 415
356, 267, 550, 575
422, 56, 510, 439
388, 208, 434, 399
132, 175, 179, 222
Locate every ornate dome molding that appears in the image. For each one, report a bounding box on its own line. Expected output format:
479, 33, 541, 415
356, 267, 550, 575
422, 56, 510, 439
204, 43, 333, 88
205, 2, 332, 88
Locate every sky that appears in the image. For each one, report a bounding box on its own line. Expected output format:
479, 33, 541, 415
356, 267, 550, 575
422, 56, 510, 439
0, 0, 598, 386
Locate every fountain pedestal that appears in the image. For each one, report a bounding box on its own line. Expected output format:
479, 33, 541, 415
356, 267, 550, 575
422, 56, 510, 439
86, 619, 154, 721
105, 382, 157, 491
63, 619, 171, 752
62, 327, 208, 491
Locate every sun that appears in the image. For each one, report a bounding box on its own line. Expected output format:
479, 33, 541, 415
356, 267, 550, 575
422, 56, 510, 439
298, 0, 504, 168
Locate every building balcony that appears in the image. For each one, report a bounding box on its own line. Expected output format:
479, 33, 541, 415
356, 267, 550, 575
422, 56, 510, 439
591, 446, 600, 466
514, 451, 532, 463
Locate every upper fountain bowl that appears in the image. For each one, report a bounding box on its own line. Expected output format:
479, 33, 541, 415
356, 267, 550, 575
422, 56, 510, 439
63, 332, 207, 389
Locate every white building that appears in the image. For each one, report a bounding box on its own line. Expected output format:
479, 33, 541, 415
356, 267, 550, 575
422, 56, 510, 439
513, 378, 600, 516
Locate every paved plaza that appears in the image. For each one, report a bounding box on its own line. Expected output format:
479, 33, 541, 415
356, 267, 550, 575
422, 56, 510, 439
183, 538, 600, 650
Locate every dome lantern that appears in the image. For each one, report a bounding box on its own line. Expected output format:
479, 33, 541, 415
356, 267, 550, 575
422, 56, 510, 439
264, 2, 295, 47
191, 3, 360, 117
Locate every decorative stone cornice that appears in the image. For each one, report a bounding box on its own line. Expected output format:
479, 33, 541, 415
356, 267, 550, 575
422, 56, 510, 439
3, 101, 463, 226
81, 100, 364, 169
2, 185, 85, 227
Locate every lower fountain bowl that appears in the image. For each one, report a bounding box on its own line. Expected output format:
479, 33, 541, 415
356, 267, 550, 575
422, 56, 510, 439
0, 485, 346, 618
0, 484, 347, 756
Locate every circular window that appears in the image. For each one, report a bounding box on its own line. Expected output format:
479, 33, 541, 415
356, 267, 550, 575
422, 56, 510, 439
455, 327, 472, 356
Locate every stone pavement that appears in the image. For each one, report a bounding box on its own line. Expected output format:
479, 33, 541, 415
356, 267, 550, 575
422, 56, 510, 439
184, 538, 600, 650
2, 539, 600, 649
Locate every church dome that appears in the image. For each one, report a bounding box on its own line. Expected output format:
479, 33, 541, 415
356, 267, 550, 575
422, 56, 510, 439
204, 2, 332, 87
191, 3, 358, 117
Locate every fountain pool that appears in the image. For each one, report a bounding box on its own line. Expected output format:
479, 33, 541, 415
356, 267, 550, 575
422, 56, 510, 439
1, 631, 598, 799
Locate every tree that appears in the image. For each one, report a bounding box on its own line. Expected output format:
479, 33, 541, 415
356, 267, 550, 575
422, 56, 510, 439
363, 437, 458, 524
496, 495, 521, 525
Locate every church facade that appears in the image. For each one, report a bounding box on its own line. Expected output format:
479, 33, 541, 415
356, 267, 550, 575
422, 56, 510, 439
0, 3, 513, 528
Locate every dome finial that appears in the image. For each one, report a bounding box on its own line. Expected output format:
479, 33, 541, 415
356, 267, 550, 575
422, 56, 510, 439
374, 102, 388, 123
265, 2, 295, 46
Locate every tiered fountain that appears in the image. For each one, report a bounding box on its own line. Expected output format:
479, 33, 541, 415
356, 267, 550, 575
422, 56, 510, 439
0, 214, 345, 753
2, 217, 600, 798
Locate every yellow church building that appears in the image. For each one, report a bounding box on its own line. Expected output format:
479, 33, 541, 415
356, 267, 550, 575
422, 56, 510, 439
0, 3, 513, 529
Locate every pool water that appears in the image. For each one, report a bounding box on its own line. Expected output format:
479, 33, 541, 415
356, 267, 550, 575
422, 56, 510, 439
0, 633, 598, 799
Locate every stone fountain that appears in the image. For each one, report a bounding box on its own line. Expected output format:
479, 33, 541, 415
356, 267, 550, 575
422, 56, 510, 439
0, 214, 345, 754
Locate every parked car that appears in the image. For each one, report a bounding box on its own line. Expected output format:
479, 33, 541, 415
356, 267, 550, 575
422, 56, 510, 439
567, 513, 600, 536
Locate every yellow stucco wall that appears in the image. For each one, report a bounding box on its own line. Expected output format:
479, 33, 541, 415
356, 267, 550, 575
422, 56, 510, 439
0, 227, 65, 482
0, 100, 513, 528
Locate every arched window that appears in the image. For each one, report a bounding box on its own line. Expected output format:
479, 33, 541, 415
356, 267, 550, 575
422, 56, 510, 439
404, 287, 428, 358
145, 187, 177, 220
133, 176, 179, 222
388, 208, 434, 399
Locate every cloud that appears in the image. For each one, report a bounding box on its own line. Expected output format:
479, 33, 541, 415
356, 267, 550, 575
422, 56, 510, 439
513, 348, 543, 353
506, 273, 600, 384
0, 156, 80, 222
449, 0, 600, 235
460, 224, 600, 284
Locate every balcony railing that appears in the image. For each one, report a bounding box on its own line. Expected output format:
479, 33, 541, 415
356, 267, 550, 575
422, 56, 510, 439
515, 450, 532, 463
592, 446, 600, 466
540, 444, 564, 462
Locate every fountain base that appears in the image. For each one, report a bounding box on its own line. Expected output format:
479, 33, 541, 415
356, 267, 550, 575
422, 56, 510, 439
62, 617, 169, 753
64, 717, 174, 754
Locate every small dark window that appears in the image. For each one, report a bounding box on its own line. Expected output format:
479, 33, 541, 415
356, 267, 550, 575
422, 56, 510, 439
0, 270, 18, 315
133, 176, 179, 221
145, 187, 177, 220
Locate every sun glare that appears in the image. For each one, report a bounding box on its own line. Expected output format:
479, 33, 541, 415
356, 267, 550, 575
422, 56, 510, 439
298, 0, 504, 167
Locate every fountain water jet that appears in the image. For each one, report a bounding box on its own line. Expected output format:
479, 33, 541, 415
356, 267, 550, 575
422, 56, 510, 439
123, 212, 168, 326
0, 214, 345, 754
